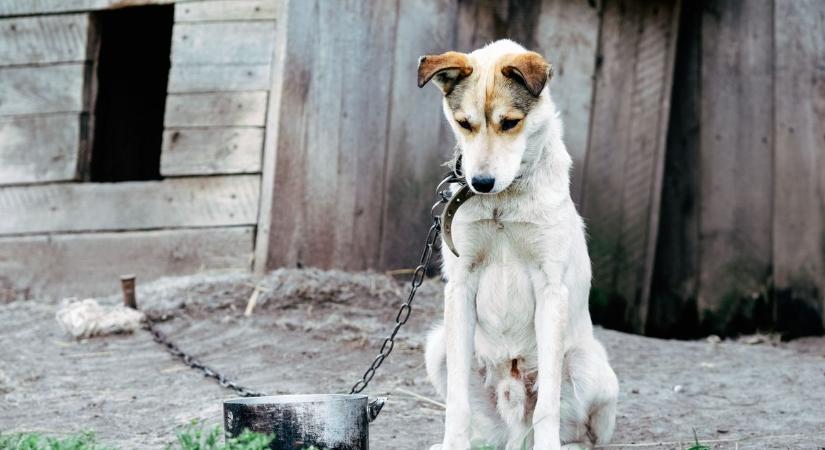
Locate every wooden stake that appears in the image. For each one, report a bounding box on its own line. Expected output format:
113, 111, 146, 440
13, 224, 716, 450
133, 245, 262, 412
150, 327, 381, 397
120, 274, 137, 309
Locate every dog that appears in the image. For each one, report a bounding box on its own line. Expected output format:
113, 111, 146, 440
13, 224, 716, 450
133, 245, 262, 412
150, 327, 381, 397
418, 40, 619, 450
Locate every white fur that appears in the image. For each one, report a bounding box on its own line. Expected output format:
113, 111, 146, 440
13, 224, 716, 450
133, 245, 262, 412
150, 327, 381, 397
425, 40, 619, 450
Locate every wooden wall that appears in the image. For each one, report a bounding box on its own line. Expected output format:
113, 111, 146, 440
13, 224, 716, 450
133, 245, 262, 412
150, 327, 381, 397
0, 14, 92, 185
1, 0, 822, 336
651, 0, 825, 337
253, 0, 680, 336
0, 0, 279, 301
257, 0, 660, 272
161, 0, 277, 177
582, 0, 681, 333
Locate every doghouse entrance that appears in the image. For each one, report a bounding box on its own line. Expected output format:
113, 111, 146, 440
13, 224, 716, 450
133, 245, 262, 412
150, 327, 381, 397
89, 5, 173, 182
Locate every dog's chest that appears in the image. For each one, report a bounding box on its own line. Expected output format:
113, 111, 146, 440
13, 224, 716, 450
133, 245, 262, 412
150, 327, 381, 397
460, 214, 544, 362
474, 260, 538, 360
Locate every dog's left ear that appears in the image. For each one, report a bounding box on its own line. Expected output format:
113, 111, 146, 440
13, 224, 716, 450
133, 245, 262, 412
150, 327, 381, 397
501, 52, 553, 97
417, 51, 473, 95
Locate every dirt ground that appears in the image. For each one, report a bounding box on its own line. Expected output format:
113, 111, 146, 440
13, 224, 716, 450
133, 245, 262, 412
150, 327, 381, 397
1, 269, 824, 449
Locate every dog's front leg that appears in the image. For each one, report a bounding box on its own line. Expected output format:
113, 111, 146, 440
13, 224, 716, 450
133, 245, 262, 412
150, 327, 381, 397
442, 277, 476, 450
531, 267, 568, 450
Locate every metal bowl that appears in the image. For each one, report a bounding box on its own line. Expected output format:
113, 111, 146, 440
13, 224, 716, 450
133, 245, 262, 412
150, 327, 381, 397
224, 394, 385, 450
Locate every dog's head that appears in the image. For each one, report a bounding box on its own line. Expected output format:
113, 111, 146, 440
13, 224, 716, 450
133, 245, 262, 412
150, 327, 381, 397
418, 40, 553, 195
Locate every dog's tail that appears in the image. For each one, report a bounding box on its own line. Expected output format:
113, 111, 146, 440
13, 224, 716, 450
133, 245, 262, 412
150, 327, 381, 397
425, 322, 447, 399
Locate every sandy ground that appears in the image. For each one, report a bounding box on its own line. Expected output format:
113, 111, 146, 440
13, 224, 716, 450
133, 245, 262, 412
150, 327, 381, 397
1, 269, 824, 450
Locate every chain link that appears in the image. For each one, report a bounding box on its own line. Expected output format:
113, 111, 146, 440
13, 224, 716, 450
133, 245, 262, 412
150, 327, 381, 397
144, 319, 268, 397
143, 166, 465, 398
349, 169, 463, 394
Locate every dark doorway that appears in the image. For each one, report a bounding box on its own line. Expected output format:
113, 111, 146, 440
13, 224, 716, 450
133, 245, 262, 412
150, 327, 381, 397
89, 5, 173, 182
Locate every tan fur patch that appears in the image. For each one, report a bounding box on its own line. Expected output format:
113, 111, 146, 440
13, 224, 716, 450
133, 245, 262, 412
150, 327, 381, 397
417, 51, 473, 94
499, 51, 552, 97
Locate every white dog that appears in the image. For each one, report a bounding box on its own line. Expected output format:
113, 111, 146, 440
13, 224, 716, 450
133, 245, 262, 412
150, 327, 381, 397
418, 40, 618, 450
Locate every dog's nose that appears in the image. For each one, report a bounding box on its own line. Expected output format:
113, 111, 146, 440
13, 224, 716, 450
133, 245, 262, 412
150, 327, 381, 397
471, 176, 495, 193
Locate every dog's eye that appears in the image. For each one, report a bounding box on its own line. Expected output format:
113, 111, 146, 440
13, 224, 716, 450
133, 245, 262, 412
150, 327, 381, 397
457, 119, 473, 131
500, 118, 521, 131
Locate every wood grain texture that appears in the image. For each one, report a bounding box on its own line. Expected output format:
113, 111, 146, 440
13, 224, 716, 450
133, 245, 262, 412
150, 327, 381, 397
0, 64, 86, 116
167, 64, 272, 93
582, 0, 680, 333
582, 0, 645, 330
377, 0, 457, 270
171, 21, 277, 65
161, 127, 263, 175
263, 0, 397, 270
648, 3, 702, 338
0, 227, 253, 300
530, 0, 600, 204
454, 0, 600, 205
0, 14, 89, 66
174, 0, 278, 22
773, 0, 825, 334
0, 114, 82, 185
164, 92, 268, 127
0, 0, 182, 16
253, 0, 289, 273
697, 0, 774, 330
0, 175, 260, 235
258, 0, 602, 272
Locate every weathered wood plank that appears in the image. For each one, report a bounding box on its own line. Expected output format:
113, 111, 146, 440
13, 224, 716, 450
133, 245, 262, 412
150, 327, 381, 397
0, 175, 260, 235
454, 0, 600, 205
582, 0, 680, 333
0, 114, 82, 185
167, 64, 271, 93
0, 14, 89, 66
175, 0, 278, 22
377, 0, 457, 270
582, 0, 646, 330
0, 227, 253, 300
697, 0, 774, 333
164, 92, 268, 127
531, 0, 600, 204
171, 21, 277, 65
253, 0, 289, 273
614, 0, 680, 334
773, 0, 825, 335
0, 0, 191, 16
648, 3, 702, 338
161, 127, 263, 175
0, 64, 86, 116
261, 0, 397, 270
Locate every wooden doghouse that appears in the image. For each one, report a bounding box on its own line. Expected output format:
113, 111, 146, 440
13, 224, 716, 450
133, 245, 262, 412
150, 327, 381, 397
0, 0, 278, 300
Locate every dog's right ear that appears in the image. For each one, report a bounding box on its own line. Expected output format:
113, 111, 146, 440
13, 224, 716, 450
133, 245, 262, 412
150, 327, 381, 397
417, 51, 473, 95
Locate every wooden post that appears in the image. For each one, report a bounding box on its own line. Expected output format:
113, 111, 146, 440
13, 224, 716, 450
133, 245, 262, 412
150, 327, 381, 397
120, 274, 136, 309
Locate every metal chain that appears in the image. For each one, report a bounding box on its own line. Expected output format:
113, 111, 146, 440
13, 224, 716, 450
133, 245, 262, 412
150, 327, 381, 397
144, 319, 268, 397
143, 165, 465, 398
349, 169, 464, 394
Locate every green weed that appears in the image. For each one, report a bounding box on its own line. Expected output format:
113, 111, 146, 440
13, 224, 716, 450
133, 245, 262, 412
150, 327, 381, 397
0, 432, 112, 450
685, 429, 710, 450
0, 422, 273, 450
169, 421, 273, 450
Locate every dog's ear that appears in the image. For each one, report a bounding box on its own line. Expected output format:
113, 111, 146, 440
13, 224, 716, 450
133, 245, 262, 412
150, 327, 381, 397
417, 51, 473, 95
500, 52, 552, 97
